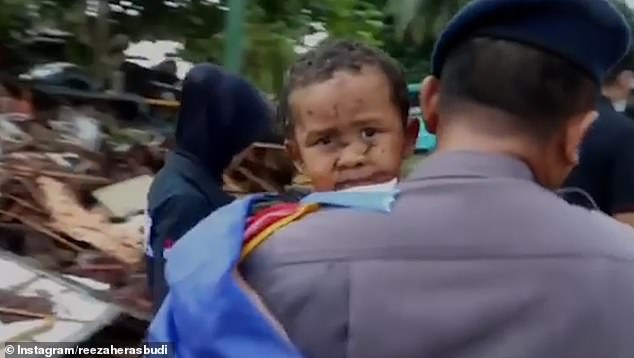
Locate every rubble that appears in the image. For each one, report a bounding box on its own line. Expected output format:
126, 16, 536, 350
0, 289, 54, 324
0, 107, 157, 319
223, 142, 299, 195
0, 251, 118, 345
0, 104, 302, 322
37, 176, 143, 265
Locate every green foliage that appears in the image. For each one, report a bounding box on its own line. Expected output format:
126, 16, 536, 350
0, 0, 30, 44
3, 0, 633, 99
384, 0, 634, 80
308, 0, 384, 46
385, 0, 468, 45
174, 0, 388, 93
0, 0, 465, 92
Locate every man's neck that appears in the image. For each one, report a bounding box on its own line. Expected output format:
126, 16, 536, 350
434, 128, 553, 188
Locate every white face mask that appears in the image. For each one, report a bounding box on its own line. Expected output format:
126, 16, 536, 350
339, 178, 398, 192
613, 99, 628, 112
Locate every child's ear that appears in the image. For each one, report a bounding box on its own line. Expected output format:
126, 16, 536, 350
403, 117, 420, 157
285, 139, 304, 173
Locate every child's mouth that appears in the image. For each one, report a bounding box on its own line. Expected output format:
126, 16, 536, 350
335, 174, 394, 190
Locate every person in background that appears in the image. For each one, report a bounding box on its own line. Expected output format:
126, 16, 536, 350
602, 52, 634, 114
145, 63, 272, 312
562, 51, 634, 224
240, 1, 634, 357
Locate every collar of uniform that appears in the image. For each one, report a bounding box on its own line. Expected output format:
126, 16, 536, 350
409, 151, 535, 182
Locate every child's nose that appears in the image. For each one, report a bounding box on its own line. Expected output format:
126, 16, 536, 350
337, 143, 367, 169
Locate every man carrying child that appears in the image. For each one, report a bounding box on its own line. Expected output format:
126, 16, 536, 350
150, 0, 634, 357
242, 0, 634, 357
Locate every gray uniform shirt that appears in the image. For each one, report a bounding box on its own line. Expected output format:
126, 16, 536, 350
243, 151, 634, 358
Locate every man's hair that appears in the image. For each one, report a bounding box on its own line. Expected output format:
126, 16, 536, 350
438, 37, 598, 137
604, 51, 634, 85
278, 39, 410, 135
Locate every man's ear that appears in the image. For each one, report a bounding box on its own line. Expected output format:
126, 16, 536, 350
565, 110, 597, 165
285, 139, 304, 173
403, 117, 420, 157
420, 76, 440, 134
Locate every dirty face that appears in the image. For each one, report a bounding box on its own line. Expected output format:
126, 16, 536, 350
287, 66, 418, 191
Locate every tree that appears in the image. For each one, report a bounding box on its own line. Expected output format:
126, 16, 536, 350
0, 0, 429, 92
382, 0, 634, 80
177, 0, 387, 93
0, 0, 29, 42
385, 0, 468, 45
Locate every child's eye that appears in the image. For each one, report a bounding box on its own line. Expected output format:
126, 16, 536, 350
361, 128, 378, 140
315, 137, 332, 146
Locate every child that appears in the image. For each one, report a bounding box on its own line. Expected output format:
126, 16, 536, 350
243, 38, 420, 256
280, 39, 419, 192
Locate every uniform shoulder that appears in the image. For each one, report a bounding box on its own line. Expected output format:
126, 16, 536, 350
560, 203, 634, 259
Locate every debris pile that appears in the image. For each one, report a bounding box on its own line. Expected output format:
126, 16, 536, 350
0, 107, 165, 319
224, 142, 299, 195
0, 251, 119, 344
0, 289, 54, 324
0, 106, 301, 322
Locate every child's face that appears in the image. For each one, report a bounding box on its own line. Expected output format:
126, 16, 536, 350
287, 66, 419, 191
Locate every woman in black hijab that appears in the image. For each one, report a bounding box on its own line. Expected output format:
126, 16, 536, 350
145, 64, 272, 311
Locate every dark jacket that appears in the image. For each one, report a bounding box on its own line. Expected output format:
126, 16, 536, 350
563, 96, 634, 214
146, 64, 272, 311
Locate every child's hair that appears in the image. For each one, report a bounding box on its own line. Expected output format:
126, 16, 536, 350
278, 39, 410, 136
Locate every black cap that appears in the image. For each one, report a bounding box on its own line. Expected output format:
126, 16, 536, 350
432, 0, 632, 85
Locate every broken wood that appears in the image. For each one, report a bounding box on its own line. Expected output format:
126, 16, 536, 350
0, 307, 53, 320
1, 164, 111, 184
0, 105, 302, 324
0, 209, 85, 252
0, 289, 54, 323
36, 177, 143, 265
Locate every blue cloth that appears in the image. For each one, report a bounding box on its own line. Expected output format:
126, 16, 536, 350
432, 0, 631, 85
147, 190, 399, 358
408, 107, 436, 152
416, 119, 436, 151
